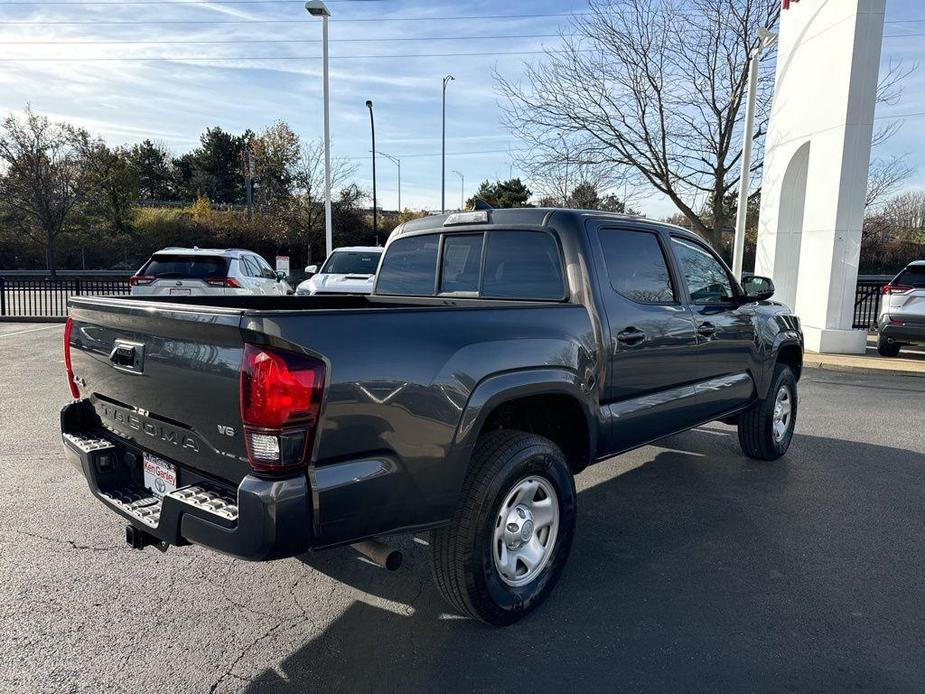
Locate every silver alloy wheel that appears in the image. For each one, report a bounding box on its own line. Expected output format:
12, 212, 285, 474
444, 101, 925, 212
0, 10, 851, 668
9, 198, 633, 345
772, 384, 793, 443
492, 475, 560, 587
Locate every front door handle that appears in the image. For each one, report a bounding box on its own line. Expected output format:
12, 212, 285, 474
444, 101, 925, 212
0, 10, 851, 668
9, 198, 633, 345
697, 322, 717, 338
616, 328, 647, 347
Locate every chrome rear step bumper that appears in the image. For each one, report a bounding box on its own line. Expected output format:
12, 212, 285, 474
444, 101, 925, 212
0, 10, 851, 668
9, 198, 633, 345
61, 401, 311, 561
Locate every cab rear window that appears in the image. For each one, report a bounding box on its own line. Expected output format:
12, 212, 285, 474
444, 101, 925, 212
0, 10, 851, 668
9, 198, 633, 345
141, 255, 229, 278
376, 230, 565, 300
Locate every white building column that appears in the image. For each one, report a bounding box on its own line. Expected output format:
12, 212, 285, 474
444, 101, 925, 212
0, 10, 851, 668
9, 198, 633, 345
755, 0, 886, 354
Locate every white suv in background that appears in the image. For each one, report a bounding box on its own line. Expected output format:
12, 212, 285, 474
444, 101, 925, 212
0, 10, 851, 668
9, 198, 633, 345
877, 260, 925, 356
295, 246, 382, 296
130, 248, 292, 297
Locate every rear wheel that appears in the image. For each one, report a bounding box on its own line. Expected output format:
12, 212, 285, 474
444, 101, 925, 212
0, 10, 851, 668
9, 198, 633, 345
737, 363, 797, 461
877, 335, 901, 357
431, 430, 576, 626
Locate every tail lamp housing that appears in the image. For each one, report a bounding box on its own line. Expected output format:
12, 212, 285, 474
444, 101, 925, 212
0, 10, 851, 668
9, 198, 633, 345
205, 277, 242, 288
882, 284, 912, 295
129, 275, 155, 286
240, 344, 325, 474
63, 318, 80, 399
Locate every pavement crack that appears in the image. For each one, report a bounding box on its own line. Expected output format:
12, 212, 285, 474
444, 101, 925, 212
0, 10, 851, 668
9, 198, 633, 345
208, 620, 286, 694
9, 529, 123, 552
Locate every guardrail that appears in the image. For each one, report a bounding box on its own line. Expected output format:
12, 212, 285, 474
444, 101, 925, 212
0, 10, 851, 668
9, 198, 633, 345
0, 275, 131, 319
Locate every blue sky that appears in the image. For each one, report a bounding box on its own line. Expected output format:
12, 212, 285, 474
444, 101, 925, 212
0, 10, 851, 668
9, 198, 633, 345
0, 0, 923, 217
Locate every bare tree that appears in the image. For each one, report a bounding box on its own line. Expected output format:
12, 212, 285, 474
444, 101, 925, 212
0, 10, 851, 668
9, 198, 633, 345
496, 0, 781, 247
865, 58, 919, 209
0, 107, 89, 275
275, 140, 358, 262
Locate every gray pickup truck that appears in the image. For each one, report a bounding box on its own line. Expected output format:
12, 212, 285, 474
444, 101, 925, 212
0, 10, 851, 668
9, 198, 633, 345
62, 208, 803, 626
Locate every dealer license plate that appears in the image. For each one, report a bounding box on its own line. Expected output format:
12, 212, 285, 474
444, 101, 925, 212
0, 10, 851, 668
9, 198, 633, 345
143, 453, 178, 497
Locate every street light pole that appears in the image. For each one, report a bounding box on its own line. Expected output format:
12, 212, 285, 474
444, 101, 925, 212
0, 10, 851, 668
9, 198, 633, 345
378, 151, 401, 212
305, 0, 333, 258
441, 74, 454, 214
733, 28, 777, 281
452, 170, 464, 210
365, 100, 378, 244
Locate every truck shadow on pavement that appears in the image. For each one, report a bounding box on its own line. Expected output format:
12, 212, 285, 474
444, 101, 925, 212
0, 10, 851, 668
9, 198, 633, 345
246, 428, 925, 693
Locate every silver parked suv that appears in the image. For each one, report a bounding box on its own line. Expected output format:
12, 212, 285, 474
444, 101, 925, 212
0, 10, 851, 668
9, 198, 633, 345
877, 260, 925, 356
130, 247, 292, 297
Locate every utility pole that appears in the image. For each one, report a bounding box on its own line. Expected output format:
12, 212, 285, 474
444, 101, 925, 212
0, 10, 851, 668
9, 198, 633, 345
452, 170, 464, 210
366, 100, 378, 242
441, 74, 454, 214
305, 1, 333, 257
243, 147, 254, 221
378, 151, 401, 211
733, 28, 777, 281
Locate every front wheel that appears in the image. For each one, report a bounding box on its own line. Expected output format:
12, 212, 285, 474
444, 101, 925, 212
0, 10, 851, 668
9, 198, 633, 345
431, 430, 576, 626
737, 363, 798, 461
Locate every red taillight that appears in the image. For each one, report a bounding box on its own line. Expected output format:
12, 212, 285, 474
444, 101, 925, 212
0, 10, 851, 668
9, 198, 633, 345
240, 344, 325, 473
63, 318, 80, 399
883, 284, 912, 295
205, 276, 241, 288
129, 275, 155, 286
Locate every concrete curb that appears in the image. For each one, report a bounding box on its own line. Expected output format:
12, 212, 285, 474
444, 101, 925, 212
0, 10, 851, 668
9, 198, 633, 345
803, 358, 925, 378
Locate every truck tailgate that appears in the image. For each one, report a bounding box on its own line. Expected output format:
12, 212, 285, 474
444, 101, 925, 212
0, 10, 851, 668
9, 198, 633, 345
68, 297, 251, 484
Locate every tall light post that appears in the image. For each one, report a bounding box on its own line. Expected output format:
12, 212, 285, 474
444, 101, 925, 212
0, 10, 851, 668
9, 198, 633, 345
366, 99, 378, 242
732, 27, 777, 281
452, 170, 464, 210
441, 74, 454, 214
378, 150, 401, 211
305, 0, 333, 258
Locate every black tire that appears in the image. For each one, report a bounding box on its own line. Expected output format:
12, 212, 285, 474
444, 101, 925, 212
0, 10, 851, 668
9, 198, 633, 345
877, 335, 901, 357
737, 363, 798, 461
431, 430, 577, 626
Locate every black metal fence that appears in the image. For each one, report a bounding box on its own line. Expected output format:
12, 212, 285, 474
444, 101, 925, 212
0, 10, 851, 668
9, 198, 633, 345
853, 275, 891, 330
0, 274, 131, 319
0, 271, 898, 326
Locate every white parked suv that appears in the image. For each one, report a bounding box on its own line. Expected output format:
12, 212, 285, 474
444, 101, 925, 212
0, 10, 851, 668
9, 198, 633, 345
130, 248, 292, 297
295, 246, 382, 296
877, 260, 925, 356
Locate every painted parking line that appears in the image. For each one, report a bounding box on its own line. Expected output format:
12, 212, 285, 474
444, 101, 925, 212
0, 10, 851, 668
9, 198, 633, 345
0, 324, 64, 339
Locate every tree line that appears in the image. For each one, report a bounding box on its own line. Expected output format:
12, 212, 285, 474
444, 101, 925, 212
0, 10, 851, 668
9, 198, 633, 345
0, 108, 376, 275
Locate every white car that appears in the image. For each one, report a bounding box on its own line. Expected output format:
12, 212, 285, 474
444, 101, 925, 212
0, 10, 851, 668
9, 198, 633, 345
130, 248, 292, 297
877, 260, 925, 356
295, 246, 383, 296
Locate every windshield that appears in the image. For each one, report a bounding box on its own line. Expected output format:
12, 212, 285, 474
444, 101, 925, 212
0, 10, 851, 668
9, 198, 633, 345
142, 254, 228, 278
319, 250, 382, 276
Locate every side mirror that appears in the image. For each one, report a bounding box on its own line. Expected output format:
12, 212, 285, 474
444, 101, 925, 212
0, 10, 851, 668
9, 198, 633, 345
275, 270, 287, 282
305, 264, 318, 277
741, 275, 775, 302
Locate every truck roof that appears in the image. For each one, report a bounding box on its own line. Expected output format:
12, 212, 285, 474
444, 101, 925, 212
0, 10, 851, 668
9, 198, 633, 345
393, 207, 698, 240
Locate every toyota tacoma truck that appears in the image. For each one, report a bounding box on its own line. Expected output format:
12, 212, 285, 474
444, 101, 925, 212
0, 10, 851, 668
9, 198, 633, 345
61, 208, 803, 626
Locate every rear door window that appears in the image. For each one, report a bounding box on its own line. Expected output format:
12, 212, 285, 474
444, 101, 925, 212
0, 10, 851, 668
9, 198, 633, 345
481, 231, 565, 300
376, 234, 440, 296
440, 234, 484, 294
142, 254, 228, 278
599, 229, 676, 304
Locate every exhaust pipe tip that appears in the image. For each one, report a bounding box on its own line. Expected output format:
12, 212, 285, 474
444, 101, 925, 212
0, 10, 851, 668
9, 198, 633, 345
351, 539, 402, 571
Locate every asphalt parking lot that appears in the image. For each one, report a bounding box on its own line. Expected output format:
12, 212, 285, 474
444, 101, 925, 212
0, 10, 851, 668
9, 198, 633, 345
1, 322, 924, 693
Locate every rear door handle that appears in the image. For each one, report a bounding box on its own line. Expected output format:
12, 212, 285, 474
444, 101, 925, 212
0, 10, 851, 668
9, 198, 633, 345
697, 322, 717, 338
616, 328, 647, 347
